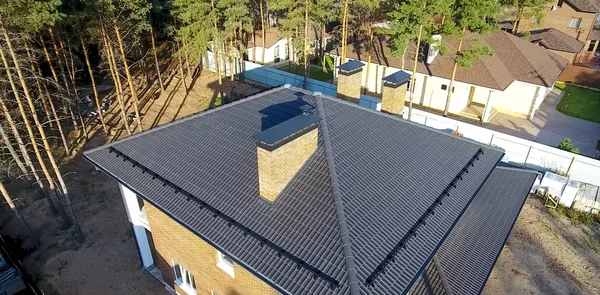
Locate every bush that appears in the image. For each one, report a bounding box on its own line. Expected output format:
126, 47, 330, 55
579, 213, 594, 226
554, 81, 567, 90
558, 138, 580, 154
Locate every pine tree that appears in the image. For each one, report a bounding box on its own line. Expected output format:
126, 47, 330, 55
441, 0, 499, 116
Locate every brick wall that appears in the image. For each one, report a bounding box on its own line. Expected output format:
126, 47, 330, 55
381, 84, 408, 115
337, 70, 362, 101
520, 2, 596, 41
144, 202, 280, 295
257, 128, 318, 202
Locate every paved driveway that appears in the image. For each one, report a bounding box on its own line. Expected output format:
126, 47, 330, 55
485, 89, 600, 157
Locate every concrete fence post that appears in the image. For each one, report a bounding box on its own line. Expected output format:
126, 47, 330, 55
567, 157, 576, 175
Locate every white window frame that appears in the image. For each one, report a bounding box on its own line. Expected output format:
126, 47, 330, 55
274, 45, 280, 59
172, 260, 196, 295
568, 17, 582, 29
216, 251, 235, 278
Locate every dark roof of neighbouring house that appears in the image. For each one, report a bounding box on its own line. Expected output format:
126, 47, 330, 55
528, 28, 584, 53
333, 30, 568, 90
588, 28, 600, 40
564, 0, 600, 12
249, 27, 330, 48
84, 86, 536, 295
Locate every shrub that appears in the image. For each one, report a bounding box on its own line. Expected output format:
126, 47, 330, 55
558, 138, 580, 154
579, 213, 594, 226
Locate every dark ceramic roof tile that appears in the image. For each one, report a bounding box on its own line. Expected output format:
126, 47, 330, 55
528, 28, 584, 53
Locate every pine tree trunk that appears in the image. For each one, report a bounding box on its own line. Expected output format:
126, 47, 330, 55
341, 0, 349, 61
260, 0, 265, 64
0, 38, 59, 217
0, 181, 36, 242
443, 28, 465, 117
81, 37, 108, 134
113, 22, 143, 132
2, 25, 83, 241
408, 24, 423, 120
48, 28, 79, 133
150, 27, 165, 93
211, 0, 224, 97
27, 43, 70, 154
177, 41, 189, 93
0, 123, 29, 177
230, 39, 235, 81
102, 26, 132, 136
303, 0, 309, 88
364, 28, 374, 94
184, 43, 192, 79
22, 43, 53, 129
60, 37, 89, 140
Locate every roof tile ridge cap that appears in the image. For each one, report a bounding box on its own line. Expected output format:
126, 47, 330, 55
501, 31, 541, 74
83, 86, 285, 155
315, 95, 361, 295
495, 166, 541, 174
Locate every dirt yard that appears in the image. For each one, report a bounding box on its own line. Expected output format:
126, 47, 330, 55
0, 69, 599, 295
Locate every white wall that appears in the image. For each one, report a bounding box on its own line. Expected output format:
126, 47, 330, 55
248, 39, 290, 64
119, 184, 154, 268
330, 54, 546, 117
402, 107, 600, 187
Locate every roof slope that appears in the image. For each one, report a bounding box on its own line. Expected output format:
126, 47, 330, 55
564, 0, 600, 12
85, 86, 505, 294
337, 30, 568, 90
528, 28, 584, 53
409, 166, 538, 295
249, 27, 330, 48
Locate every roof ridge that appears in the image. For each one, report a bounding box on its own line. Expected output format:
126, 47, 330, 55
315, 95, 361, 295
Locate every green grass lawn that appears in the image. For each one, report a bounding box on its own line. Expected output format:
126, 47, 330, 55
281, 63, 333, 82
556, 84, 600, 123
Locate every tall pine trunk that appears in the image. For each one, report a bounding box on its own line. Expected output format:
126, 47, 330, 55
443, 27, 466, 117
0, 39, 59, 217
177, 41, 189, 93
150, 27, 165, 93
211, 0, 224, 97
303, 0, 309, 88
364, 28, 374, 93
48, 28, 78, 133
59, 35, 89, 140
408, 24, 423, 120
2, 25, 83, 241
0, 123, 29, 177
260, 0, 265, 64
81, 37, 108, 134
0, 181, 36, 242
102, 26, 131, 136
113, 22, 143, 132
341, 0, 349, 61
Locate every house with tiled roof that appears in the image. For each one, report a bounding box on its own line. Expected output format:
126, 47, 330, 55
248, 27, 332, 65
518, 0, 600, 64
84, 85, 538, 295
328, 30, 568, 122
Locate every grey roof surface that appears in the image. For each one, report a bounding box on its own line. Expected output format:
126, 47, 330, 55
337, 60, 365, 72
410, 166, 538, 295
85, 86, 507, 295
528, 28, 584, 53
382, 70, 411, 85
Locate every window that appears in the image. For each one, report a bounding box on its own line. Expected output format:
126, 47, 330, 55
588, 40, 597, 51
441, 84, 447, 90
568, 17, 582, 29
216, 251, 235, 278
172, 261, 196, 295
594, 15, 600, 30
274, 45, 280, 59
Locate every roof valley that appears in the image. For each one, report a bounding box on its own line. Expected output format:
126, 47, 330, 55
315, 95, 361, 295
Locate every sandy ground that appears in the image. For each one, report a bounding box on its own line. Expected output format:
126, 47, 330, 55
0, 69, 264, 295
483, 196, 600, 295
0, 68, 598, 295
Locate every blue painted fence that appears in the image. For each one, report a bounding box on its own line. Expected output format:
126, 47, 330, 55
243, 62, 337, 97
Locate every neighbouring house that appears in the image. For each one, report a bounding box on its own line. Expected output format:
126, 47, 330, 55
519, 0, 600, 64
528, 28, 585, 63
0, 235, 30, 295
84, 85, 538, 295
328, 30, 568, 122
247, 27, 332, 65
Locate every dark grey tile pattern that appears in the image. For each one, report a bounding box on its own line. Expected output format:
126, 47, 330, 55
409, 260, 447, 295
434, 167, 537, 295
85, 86, 511, 295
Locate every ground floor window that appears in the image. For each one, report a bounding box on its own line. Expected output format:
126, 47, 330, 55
172, 260, 196, 295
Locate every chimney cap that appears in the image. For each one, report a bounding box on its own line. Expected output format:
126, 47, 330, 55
337, 60, 365, 74
382, 71, 411, 88
254, 113, 320, 151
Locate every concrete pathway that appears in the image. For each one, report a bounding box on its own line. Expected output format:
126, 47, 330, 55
485, 89, 600, 157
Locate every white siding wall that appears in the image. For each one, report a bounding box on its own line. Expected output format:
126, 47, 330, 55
494, 81, 538, 115
248, 39, 289, 64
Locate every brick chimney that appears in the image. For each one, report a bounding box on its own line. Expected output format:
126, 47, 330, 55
254, 111, 320, 202
336, 60, 365, 102
381, 71, 411, 115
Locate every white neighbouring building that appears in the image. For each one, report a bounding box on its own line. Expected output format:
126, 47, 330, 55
329, 30, 569, 122
248, 27, 332, 65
